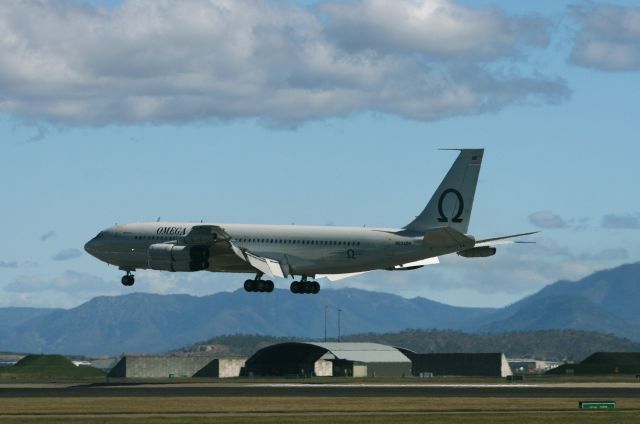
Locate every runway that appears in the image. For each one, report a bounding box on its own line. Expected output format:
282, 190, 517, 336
2, 382, 640, 398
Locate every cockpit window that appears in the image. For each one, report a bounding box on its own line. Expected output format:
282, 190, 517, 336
95, 232, 104, 238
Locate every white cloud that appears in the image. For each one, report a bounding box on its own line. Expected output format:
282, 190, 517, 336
528, 210, 567, 229
602, 213, 640, 229
321, 0, 549, 60
0, 269, 241, 308
0, 0, 568, 127
52, 248, 83, 261
570, 4, 640, 71
4, 271, 106, 294
336, 237, 633, 303
39, 230, 56, 241
433, 238, 631, 296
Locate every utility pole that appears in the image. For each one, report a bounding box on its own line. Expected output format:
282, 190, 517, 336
324, 305, 328, 342
338, 308, 342, 342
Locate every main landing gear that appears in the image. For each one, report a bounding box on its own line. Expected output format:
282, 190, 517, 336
244, 273, 274, 293
290, 278, 320, 294
121, 270, 135, 286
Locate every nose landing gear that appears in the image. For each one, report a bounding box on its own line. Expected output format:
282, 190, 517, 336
121, 270, 135, 286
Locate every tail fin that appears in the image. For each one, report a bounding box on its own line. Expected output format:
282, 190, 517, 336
404, 149, 483, 234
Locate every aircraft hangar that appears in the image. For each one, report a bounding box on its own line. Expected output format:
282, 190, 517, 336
242, 342, 412, 377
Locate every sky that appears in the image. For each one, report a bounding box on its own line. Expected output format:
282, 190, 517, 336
1, 0, 640, 309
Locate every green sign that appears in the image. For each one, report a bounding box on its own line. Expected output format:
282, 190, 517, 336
579, 401, 616, 409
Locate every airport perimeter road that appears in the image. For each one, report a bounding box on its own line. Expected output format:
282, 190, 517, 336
2, 383, 640, 398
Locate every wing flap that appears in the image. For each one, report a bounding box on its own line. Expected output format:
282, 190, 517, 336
245, 252, 285, 278
230, 243, 286, 278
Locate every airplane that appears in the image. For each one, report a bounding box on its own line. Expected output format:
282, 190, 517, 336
84, 149, 535, 295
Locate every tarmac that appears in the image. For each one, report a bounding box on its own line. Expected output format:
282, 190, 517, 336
1, 382, 640, 398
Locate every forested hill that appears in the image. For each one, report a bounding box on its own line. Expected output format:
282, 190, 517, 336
2, 262, 640, 356
175, 329, 640, 362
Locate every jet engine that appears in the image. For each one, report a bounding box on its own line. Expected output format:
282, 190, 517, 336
147, 244, 210, 272
457, 246, 496, 258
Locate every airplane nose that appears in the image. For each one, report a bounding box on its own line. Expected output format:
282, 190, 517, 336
84, 239, 96, 255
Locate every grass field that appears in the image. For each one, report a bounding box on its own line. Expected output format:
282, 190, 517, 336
0, 396, 639, 423
2, 373, 640, 423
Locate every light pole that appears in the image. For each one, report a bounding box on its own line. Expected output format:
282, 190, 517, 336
338, 308, 342, 342
324, 305, 328, 342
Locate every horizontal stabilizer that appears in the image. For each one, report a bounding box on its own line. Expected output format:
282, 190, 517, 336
474, 231, 538, 247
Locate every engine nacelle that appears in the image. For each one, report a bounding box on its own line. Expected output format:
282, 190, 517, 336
147, 244, 210, 272
457, 246, 496, 258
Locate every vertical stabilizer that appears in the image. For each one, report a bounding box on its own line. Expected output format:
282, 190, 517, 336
404, 149, 483, 234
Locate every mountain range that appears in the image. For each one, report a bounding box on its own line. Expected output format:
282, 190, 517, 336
1, 262, 639, 355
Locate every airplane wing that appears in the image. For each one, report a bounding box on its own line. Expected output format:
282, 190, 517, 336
390, 256, 439, 270
319, 257, 440, 281
317, 272, 369, 281
474, 231, 538, 247
183, 226, 289, 277
229, 243, 288, 278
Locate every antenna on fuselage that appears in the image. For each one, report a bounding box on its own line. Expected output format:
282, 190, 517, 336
157, 217, 161, 222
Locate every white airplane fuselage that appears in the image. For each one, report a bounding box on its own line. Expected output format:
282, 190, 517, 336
85, 222, 469, 276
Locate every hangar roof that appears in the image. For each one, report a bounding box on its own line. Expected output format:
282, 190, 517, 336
245, 342, 410, 368
311, 342, 410, 363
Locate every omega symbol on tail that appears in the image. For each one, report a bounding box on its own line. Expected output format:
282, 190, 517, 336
437, 188, 464, 223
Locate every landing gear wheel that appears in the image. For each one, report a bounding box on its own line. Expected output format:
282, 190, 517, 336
244, 279, 254, 292
289, 280, 318, 294
121, 275, 134, 286
244, 278, 274, 293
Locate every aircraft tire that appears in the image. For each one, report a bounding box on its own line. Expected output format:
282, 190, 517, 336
244, 279, 254, 292
290, 281, 299, 294
266, 280, 274, 292
312, 281, 320, 294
